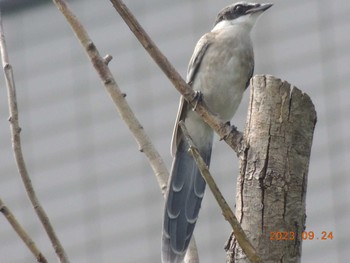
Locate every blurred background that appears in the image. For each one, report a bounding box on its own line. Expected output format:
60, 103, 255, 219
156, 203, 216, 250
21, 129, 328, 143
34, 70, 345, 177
0, 0, 349, 262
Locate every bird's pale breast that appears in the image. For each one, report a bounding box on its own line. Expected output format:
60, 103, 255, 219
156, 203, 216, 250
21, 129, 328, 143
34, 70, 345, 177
193, 27, 253, 121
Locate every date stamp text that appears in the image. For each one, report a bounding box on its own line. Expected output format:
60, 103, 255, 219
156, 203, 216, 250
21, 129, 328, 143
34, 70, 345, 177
269, 231, 333, 241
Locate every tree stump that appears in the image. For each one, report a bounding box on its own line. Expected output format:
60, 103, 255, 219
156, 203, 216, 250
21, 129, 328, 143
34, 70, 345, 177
226, 75, 317, 263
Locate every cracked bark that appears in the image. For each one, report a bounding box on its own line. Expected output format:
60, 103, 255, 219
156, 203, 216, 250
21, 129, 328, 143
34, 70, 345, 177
226, 75, 317, 263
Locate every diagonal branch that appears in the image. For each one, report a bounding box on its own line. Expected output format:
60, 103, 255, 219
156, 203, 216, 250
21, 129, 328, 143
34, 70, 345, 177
110, 0, 244, 155
51, 1, 201, 261
0, 12, 70, 263
0, 198, 48, 263
52, 0, 169, 194
179, 121, 263, 263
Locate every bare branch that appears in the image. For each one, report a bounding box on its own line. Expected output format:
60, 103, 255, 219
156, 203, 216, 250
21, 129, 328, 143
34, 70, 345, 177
0, 12, 70, 263
51, 0, 201, 260
0, 198, 48, 263
52, 0, 169, 194
179, 121, 263, 263
110, 0, 244, 155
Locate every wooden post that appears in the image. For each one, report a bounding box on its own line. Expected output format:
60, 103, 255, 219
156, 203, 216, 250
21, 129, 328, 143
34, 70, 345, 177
226, 75, 317, 263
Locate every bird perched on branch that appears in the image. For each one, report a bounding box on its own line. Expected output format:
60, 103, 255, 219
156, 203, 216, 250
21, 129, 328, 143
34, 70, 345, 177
162, 2, 272, 262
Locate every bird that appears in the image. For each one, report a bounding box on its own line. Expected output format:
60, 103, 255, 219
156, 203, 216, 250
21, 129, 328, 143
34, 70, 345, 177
161, 2, 272, 263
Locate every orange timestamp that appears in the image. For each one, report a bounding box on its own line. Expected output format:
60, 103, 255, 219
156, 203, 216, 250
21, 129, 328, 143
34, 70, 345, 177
270, 231, 334, 241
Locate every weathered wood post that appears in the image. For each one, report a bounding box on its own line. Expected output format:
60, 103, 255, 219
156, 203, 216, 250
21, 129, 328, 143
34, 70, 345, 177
226, 75, 317, 263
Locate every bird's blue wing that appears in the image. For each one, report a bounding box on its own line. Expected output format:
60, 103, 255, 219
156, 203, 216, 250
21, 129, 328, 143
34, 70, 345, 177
164, 33, 215, 263
186, 33, 213, 85
170, 33, 213, 156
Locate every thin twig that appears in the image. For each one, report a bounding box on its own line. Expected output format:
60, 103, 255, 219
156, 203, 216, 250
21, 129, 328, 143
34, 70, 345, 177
52, 0, 169, 195
0, 198, 48, 263
179, 121, 263, 263
0, 12, 70, 263
110, 0, 244, 155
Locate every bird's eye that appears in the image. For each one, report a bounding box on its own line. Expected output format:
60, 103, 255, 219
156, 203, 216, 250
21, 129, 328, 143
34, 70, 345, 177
234, 4, 244, 14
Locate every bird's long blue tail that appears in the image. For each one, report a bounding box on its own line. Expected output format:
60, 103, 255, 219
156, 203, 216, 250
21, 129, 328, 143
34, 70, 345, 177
162, 139, 212, 263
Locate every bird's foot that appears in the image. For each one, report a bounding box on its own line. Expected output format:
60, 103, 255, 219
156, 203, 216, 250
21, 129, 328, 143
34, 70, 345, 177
191, 90, 202, 111
219, 121, 238, 141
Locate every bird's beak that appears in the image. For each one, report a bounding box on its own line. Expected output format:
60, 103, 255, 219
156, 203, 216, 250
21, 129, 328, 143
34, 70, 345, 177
246, 3, 273, 14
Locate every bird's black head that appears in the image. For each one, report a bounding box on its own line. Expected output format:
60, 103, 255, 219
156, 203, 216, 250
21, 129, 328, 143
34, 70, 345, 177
214, 2, 272, 27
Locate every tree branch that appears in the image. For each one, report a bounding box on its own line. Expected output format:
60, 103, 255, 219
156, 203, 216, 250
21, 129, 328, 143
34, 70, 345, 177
179, 122, 263, 263
109, 0, 244, 155
0, 12, 70, 263
0, 198, 48, 263
52, 0, 169, 194
51, 0, 199, 261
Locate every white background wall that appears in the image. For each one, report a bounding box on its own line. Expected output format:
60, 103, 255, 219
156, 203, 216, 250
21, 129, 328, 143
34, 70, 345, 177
0, 0, 349, 262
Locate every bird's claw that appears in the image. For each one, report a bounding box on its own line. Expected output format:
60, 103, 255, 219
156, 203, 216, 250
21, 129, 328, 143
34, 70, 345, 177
219, 122, 237, 141
192, 90, 202, 111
